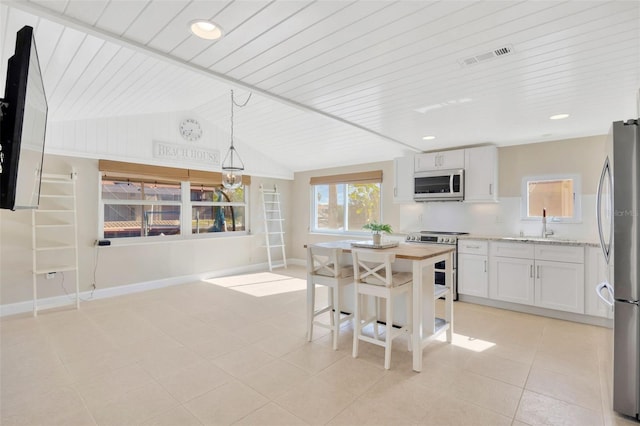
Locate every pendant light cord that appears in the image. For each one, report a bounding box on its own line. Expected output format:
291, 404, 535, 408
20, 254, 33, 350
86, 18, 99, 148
230, 90, 252, 149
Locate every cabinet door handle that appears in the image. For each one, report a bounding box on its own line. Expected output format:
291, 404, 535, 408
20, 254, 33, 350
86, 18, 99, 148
536, 265, 540, 279
394, 188, 397, 196
530, 265, 533, 278
484, 260, 487, 273
467, 245, 481, 249
489, 184, 492, 195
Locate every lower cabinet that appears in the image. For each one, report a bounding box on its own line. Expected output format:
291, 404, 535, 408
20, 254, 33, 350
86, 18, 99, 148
489, 256, 534, 305
534, 259, 584, 313
458, 253, 488, 297
458, 240, 489, 297
486, 241, 585, 314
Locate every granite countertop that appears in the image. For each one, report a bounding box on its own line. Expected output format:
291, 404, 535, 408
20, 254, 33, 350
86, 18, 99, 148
458, 234, 599, 247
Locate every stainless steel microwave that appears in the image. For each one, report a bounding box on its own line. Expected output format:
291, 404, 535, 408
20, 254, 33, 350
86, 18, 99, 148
413, 169, 464, 201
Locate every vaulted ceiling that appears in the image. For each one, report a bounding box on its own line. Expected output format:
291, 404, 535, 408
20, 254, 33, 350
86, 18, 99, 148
2, 0, 639, 173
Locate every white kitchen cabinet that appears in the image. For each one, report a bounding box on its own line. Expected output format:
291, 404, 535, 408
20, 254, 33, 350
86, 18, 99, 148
488, 241, 585, 314
464, 146, 498, 202
585, 246, 614, 319
489, 255, 535, 305
534, 259, 584, 313
414, 149, 464, 172
458, 240, 489, 297
393, 155, 414, 203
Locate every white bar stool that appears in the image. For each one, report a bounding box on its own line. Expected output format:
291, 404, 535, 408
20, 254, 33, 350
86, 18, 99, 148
351, 250, 412, 370
306, 245, 354, 350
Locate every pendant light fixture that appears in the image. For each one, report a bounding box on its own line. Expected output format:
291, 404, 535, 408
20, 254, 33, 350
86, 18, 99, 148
221, 89, 251, 189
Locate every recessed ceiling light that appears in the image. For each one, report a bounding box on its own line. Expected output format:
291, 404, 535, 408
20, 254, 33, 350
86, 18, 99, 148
422, 135, 436, 140
190, 20, 223, 40
549, 113, 570, 120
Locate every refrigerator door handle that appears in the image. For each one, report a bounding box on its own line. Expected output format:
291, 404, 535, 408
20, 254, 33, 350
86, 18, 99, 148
596, 157, 613, 264
596, 281, 615, 307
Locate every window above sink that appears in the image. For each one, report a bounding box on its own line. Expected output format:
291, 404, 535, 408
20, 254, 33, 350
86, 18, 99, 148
520, 174, 582, 223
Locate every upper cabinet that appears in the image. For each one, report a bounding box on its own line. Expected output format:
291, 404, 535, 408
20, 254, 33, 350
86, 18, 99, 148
464, 146, 498, 202
393, 156, 414, 203
415, 149, 464, 172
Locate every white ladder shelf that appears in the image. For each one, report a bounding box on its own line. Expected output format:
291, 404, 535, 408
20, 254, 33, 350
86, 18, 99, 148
260, 184, 287, 271
32, 172, 80, 316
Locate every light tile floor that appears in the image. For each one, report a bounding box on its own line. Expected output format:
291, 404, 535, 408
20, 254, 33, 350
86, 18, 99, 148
1, 265, 637, 425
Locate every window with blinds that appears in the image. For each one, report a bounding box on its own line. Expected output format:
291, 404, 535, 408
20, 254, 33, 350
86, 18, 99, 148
98, 160, 249, 240
310, 170, 383, 233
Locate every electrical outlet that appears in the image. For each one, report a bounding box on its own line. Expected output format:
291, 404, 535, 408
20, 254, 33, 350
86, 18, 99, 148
45, 272, 56, 280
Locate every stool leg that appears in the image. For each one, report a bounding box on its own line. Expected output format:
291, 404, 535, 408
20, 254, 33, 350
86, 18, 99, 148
307, 280, 314, 342
352, 289, 360, 358
328, 287, 335, 328
384, 293, 393, 370
333, 285, 340, 350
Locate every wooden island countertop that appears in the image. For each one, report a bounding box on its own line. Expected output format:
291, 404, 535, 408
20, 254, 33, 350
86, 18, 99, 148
305, 240, 455, 260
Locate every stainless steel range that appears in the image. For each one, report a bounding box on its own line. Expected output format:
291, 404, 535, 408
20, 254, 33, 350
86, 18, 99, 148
406, 231, 469, 300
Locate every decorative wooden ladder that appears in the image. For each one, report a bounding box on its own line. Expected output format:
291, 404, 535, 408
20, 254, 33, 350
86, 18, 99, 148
32, 171, 80, 316
260, 184, 287, 271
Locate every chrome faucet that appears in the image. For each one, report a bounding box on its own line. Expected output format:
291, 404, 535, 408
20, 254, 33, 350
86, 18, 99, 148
542, 210, 554, 238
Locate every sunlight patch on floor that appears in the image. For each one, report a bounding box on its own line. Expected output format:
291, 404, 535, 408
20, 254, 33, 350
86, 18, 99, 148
204, 272, 307, 297
451, 333, 496, 352
436, 332, 496, 352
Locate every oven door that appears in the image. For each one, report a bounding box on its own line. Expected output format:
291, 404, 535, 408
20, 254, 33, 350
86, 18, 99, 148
414, 169, 464, 201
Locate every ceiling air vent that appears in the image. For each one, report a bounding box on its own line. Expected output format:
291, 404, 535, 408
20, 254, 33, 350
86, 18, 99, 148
459, 44, 514, 67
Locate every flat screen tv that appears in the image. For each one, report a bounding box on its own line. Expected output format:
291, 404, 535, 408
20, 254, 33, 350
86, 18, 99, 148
0, 25, 48, 210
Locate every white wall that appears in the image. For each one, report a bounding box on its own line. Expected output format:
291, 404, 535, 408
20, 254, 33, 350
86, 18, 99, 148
398, 196, 598, 241
1, 130, 607, 311
45, 111, 293, 179
0, 153, 293, 309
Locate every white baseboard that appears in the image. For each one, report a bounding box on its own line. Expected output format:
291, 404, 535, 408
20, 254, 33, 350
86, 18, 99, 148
1, 260, 305, 318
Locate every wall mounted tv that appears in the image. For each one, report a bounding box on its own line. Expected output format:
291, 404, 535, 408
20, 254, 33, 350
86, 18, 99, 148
0, 25, 48, 210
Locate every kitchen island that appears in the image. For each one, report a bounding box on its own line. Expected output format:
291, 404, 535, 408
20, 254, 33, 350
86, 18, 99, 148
308, 240, 455, 372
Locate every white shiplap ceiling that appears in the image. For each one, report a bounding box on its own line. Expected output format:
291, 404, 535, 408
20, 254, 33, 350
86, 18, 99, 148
1, 0, 639, 174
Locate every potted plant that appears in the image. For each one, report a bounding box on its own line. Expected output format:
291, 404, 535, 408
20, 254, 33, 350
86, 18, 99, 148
362, 221, 393, 245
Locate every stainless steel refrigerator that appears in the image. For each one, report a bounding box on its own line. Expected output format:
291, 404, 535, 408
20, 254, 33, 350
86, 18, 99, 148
596, 118, 640, 420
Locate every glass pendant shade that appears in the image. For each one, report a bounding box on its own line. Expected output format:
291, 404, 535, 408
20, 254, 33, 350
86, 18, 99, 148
221, 145, 244, 189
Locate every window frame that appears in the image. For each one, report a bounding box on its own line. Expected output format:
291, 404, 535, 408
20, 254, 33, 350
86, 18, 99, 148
309, 170, 384, 235
189, 185, 249, 236
520, 174, 582, 223
100, 179, 184, 239
99, 173, 250, 243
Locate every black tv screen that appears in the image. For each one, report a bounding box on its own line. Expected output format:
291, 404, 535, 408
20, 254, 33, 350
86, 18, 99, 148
0, 25, 48, 210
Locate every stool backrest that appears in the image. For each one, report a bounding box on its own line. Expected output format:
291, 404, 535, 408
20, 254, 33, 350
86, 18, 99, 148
307, 245, 344, 278
352, 250, 397, 287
